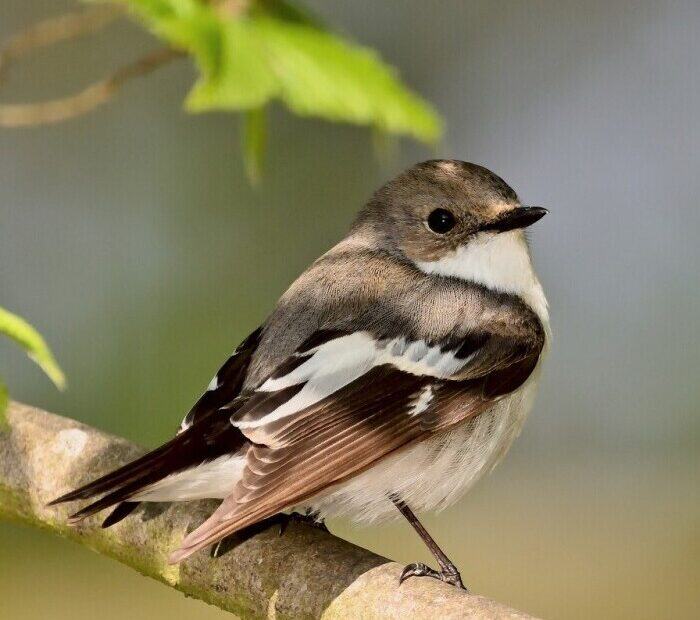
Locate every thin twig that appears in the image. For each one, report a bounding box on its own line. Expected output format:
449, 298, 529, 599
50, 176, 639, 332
0, 5, 124, 82
0, 47, 184, 127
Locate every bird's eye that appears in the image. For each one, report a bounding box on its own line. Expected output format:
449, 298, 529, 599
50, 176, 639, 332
426, 209, 456, 234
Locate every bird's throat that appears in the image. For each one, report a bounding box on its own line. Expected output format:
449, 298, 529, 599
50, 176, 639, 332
414, 231, 549, 326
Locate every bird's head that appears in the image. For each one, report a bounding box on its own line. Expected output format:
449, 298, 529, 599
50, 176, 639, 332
358, 159, 547, 265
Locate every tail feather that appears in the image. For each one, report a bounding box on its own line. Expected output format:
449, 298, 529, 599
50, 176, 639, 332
101, 501, 139, 528
48, 439, 178, 506
65, 449, 193, 523
50, 416, 246, 524
67, 473, 169, 523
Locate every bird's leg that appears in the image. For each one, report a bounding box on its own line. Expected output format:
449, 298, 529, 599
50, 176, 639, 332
391, 496, 466, 590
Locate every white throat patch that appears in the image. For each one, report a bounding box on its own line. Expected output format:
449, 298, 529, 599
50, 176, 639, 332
415, 231, 549, 325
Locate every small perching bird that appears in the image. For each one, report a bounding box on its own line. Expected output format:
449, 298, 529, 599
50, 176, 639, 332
51, 160, 549, 589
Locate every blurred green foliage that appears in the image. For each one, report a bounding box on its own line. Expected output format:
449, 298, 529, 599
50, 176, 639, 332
109, 0, 442, 144
0, 306, 64, 420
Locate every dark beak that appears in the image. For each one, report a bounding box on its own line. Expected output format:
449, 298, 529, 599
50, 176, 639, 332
481, 206, 548, 234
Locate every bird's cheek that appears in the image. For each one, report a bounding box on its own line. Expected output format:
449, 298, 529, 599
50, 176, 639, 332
400, 235, 450, 263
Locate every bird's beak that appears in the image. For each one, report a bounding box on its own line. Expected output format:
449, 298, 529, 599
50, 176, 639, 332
481, 206, 548, 234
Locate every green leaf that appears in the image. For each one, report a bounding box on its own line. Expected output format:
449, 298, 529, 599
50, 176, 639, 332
243, 107, 267, 184
253, 16, 442, 143
253, 0, 326, 30
0, 306, 66, 390
183, 17, 279, 111
109, 0, 443, 143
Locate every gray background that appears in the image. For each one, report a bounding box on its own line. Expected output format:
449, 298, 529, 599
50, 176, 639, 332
1, 2, 698, 619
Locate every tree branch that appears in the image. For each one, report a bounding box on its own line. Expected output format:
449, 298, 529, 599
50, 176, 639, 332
0, 401, 536, 619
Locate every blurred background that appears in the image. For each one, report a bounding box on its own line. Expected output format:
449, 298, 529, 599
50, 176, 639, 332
1, 1, 699, 618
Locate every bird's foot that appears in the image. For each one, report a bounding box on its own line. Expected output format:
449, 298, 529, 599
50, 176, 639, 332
399, 562, 467, 591
277, 510, 329, 536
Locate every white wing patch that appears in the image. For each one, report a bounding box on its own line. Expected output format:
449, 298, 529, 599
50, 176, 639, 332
233, 332, 469, 431
408, 385, 434, 416
236, 333, 376, 429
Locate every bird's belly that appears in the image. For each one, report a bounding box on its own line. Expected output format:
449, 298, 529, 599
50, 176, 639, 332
304, 376, 540, 523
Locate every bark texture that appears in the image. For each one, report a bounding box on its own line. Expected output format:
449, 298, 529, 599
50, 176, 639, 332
0, 401, 536, 619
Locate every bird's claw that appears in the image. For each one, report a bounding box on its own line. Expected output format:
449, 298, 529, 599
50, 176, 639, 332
399, 562, 467, 591
210, 539, 225, 558
277, 511, 329, 536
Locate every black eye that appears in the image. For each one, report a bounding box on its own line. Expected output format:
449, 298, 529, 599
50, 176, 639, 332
426, 208, 456, 234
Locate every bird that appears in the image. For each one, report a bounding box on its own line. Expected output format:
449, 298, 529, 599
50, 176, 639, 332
50, 160, 549, 589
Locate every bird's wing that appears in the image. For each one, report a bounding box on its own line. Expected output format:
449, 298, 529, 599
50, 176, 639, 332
178, 326, 264, 432
170, 326, 543, 562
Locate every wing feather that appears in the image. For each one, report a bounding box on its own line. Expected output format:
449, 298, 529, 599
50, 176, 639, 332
169, 325, 544, 563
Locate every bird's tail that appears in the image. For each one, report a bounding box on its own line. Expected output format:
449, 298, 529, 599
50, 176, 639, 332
48, 415, 246, 526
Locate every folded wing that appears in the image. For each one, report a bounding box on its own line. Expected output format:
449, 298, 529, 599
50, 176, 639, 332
170, 326, 543, 562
